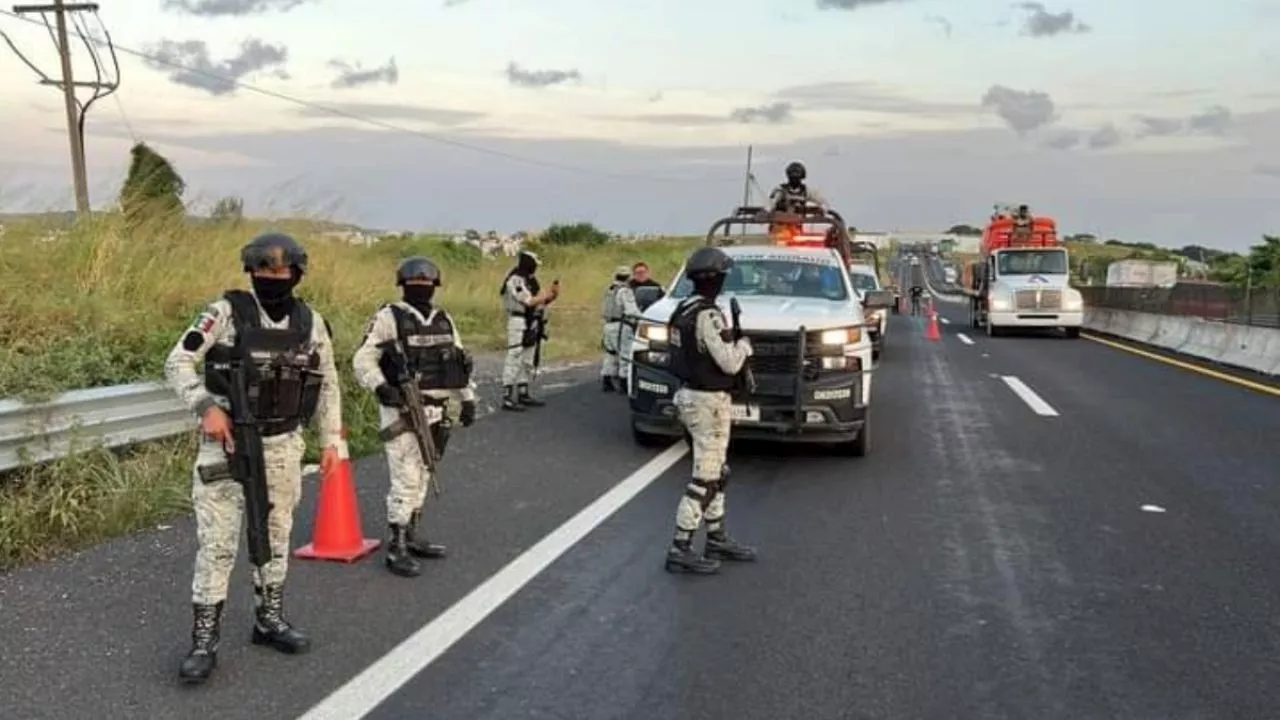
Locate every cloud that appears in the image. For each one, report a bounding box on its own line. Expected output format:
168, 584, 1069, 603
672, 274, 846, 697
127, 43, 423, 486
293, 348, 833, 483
627, 113, 726, 126
816, 0, 912, 10
1014, 2, 1090, 37
161, 0, 313, 16
327, 58, 399, 89
774, 81, 974, 116
143, 38, 288, 96
925, 14, 953, 38
729, 102, 794, 124
1088, 123, 1122, 149
980, 85, 1056, 135
504, 62, 581, 88
1135, 105, 1233, 137
292, 102, 484, 126
1256, 164, 1280, 178
45, 110, 1277, 246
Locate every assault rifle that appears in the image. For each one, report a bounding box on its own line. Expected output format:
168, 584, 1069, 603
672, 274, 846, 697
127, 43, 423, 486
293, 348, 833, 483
222, 356, 273, 567
728, 297, 757, 399
379, 341, 442, 497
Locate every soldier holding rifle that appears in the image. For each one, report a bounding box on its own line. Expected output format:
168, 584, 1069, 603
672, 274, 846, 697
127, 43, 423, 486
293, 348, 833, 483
163, 232, 345, 684
664, 247, 759, 575
352, 257, 477, 578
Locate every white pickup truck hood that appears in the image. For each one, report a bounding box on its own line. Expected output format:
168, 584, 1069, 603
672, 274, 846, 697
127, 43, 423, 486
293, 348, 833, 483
640, 294, 862, 332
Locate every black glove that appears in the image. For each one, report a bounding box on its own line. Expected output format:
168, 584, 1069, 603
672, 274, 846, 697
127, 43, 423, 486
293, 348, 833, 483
374, 383, 404, 408
460, 400, 476, 427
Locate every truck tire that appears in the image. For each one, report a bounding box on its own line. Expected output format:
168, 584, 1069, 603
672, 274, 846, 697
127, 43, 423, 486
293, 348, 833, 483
1064, 327, 1081, 339
838, 411, 870, 457
631, 420, 673, 448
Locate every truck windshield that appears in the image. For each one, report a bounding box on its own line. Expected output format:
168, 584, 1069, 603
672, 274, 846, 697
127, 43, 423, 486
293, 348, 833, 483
671, 258, 848, 301
996, 249, 1067, 275
848, 272, 879, 293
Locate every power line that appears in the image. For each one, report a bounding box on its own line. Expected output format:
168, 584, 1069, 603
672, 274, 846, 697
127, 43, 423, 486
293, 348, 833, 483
1, 7, 743, 184
4, 1, 120, 213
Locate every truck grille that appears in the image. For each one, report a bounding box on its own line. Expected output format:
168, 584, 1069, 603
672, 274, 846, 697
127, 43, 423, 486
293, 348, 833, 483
744, 331, 823, 375
1014, 289, 1062, 310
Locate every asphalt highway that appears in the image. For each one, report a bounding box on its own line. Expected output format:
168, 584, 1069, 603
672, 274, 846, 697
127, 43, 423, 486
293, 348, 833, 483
2, 290, 1279, 720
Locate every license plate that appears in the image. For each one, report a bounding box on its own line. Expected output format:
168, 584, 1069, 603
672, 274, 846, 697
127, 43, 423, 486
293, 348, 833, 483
730, 404, 759, 422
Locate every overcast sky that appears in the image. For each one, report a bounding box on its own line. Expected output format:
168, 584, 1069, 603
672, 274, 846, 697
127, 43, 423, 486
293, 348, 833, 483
2, 0, 1278, 249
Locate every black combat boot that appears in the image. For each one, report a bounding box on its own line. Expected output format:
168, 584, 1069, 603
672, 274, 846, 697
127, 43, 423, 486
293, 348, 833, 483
406, 509, 447, 559
250, 584, 311, 654
602, 376, 616, 392
501, 385, 524, 411
385, 524, 422, 577
178, 601, 223, 684
664, 540, 721, 574
617, 376, 628, 394
705, 529, 758, 562
517, 383, 545, 407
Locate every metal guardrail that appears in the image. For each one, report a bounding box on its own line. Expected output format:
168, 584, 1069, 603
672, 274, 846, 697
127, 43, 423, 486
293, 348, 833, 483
0, 382, 193, 472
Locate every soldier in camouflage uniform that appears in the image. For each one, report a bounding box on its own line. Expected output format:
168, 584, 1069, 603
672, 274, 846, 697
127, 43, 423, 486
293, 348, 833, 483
163, 232, 346, 684
600, 264, 640, 393
766, 161, 828, 214
664, 247, 759, 574
352, 257, 478, 578
499, 250, 559, 410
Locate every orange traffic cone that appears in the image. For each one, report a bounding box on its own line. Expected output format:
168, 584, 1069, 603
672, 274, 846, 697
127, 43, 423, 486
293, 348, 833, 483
925, 309, 942, 342
294, 436, 381, 562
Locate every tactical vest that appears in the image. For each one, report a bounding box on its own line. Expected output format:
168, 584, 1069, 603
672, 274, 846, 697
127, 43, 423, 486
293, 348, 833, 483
602, 282, 625, 322
773, 183, 809, 213
378, 304, 471, 391
204, 290, 323, 437
668, 297, 736, 392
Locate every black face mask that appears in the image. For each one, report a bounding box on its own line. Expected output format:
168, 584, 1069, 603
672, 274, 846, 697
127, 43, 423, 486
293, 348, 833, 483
402, 285, 436, 308
251, 276, 296, 319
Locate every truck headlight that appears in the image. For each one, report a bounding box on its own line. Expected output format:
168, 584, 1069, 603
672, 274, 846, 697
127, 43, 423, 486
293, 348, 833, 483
1062, 290, 1083, 311
990, 295, 1011, 311
637, 322, 668, 343
821, 327, 862, 345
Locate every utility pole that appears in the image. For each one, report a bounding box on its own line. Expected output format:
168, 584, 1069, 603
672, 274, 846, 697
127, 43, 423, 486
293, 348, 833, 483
12, 1, 108, 215
741, 145, 753, 207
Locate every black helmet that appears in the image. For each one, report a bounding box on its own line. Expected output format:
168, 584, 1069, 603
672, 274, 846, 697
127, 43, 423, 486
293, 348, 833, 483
241, 232, 308, 275
785, 161, 806, 182
396, 256, 442, 287
684, 247, 733, 279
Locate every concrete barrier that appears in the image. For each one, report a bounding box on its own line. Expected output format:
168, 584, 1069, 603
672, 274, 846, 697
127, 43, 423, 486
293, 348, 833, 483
1083, 308, 1280, 377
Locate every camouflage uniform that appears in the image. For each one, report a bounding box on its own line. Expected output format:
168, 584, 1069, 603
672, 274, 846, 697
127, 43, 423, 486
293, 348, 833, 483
600, 265, 640, 392
352, 296, 476, 577
164, 234, 345, 683
664, 246, 759, 575
500, 250, 553, 410
766, 182, 828, 213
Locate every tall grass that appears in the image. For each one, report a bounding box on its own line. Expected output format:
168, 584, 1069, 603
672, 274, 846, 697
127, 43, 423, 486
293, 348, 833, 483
0, 213, 698, 569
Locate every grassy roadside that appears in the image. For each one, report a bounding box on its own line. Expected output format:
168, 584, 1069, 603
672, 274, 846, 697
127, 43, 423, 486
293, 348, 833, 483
0, 215, 698, 570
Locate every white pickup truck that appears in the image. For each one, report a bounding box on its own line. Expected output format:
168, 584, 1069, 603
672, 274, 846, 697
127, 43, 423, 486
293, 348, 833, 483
627, 215, 895, 456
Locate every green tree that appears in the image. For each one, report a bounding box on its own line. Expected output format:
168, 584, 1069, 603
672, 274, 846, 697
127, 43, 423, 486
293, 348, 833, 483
945, 224, 982, 236
211, 196, 244, 225
539, 221, 609, 247
119, 142, 185, 223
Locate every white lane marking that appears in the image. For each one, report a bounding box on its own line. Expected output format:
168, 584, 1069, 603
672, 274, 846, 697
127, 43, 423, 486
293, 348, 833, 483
1141, 504, 1166, 513
956, 333, 974, 345
295, 441, 691, 720
939, 317, 950, 324
1000, 375, 1059, 416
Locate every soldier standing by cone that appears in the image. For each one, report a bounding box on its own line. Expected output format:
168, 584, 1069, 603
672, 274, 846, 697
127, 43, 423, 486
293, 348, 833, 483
500, 249, 559, 410
352, 257, 478, 577
600, 264, 640, 393
163, 232, 346, 684
664, 246, 758, 574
